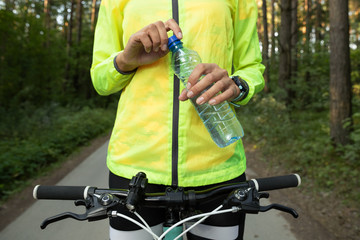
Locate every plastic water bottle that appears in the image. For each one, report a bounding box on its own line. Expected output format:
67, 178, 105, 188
168, 35, 244, 148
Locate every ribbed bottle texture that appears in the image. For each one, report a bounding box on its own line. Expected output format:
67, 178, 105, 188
168, 35, 244, 148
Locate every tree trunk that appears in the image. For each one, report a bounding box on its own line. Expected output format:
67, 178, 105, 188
44, 0, 50, 29
5, 0, 13, 11
278, 0, 292, 101
291, 0, 298, 74
270, 0, 276, 66
76, 0, 83, 45
44, 0, 51, 47
74, 0, 83, 94
67, 0, 75, 52
63, 2, 68, 40
329, 0, 352, 145
91, 0, 98, 32
357, 28, 360, 50
315, 0, 323, 48
262, 0, 270, 93
289, 0, 298, 100
305, 0, 312, 49
355, 9, 360, 50
305, 0, 312, 84
65, 0, 75, 85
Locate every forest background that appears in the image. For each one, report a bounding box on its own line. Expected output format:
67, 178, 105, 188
0, 0, 359, 238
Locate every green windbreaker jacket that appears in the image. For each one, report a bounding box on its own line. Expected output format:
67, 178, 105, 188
90, 0, 265, 187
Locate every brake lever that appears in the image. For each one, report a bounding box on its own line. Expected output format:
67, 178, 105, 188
224, 187, 299, 218
40, 193, 120, 229
260, 203, 299, 218
41, 212, 87, 229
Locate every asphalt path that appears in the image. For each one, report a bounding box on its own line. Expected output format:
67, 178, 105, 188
1, 141, 297, 240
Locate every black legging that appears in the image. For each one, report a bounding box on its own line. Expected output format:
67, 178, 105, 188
109, 171, 246, 240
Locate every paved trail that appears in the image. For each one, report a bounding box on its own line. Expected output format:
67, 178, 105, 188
1, 141, 297, 240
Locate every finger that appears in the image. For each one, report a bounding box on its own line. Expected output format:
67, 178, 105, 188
230, 82, 241, 100
187, 63, 219, 87
165, 19, 182, 39
208, 88, 236, 105
187, 64, 223, 99
186, 64, 208, 98
208, 77, 239, 104
136, 32, 153, 53
195, 77, 227, 105
179, 88, 189, 101
154, 21, 169, 51
146, 23, 161, 52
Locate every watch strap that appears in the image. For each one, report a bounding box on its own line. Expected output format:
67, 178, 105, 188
231, 76, 249, 102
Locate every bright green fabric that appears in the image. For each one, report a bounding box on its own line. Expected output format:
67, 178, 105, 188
90, 0, 264, 186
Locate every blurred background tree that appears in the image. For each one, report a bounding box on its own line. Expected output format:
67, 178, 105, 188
249, 1, 359, 237
0, 0, 117, 202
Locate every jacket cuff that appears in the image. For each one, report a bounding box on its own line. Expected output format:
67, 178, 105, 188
113, 55, 138, 75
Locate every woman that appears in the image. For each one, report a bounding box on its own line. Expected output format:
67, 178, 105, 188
91, 0, 264, 239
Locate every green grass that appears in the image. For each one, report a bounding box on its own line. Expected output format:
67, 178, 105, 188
0, 104, 116, 202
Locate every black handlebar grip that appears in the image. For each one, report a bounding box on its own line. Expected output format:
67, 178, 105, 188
251, 174, 301, 192
33, 185, 91, 200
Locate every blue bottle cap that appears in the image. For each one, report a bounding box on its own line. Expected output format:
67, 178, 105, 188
168, 35, 182, 49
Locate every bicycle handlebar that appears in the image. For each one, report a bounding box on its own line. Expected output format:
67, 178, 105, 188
250, 174, 301, 191
33, 174, 301, 201
33, 185, 91, 200
33, 172, 301, 230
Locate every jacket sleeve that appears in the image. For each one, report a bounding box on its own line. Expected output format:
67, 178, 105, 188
90, 0, 134, 96
231, 0, 265, 106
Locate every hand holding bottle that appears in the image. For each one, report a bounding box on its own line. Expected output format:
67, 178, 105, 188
178, 63, 240, 105
168, 35, 244, 147
115, 19, 182, 72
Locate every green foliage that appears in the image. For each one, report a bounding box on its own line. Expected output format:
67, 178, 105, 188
241, 95, 360, 207
238, 94, 290, 144
267, 43, 331, 111
351, 48, 360, 84
0, 3, 121, 202
297, 49, 330, 110
338, 106, 360, 165
0, 1, 102, 108
0, 105, 116, 201
0, 9, 67, 107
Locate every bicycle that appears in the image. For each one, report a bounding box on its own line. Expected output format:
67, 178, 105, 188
33, 172, 301, 240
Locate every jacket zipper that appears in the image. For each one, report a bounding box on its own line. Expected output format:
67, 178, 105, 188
171, 0, 179, 187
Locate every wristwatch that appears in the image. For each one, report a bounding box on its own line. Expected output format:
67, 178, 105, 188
230, 76, 249, 102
